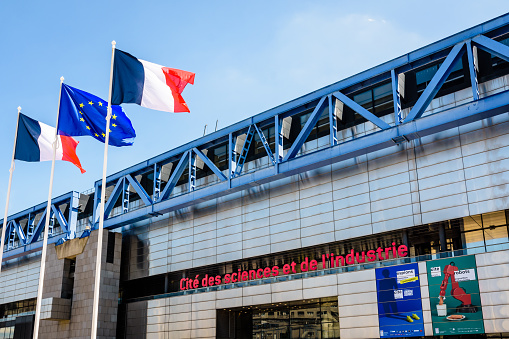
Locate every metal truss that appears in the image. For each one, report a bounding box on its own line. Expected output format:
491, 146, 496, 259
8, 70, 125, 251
90, 25, 509, 228
6, 15, 509, 259
1, 191, 79, 260
90, 24, 509, 229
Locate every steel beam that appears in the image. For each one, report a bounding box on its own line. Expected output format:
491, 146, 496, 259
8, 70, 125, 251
11, 221, 26, 245
68, 191, 79, 238
331, 91, 391, 130
233, 126, 255, 177
158, 151, 190, 201
153, 164, 162, 201
189, 152, 196, 192
125, 174, 153, 206
252, 124, 275, 165
284, 96, 328, 161
51, 205, 68, 233
103, 178, 124, 218
391, 69, 402, 124
122, 177, 130, 213
228, 133, 234, 187
192, 148, 227, 181
466, 40, 480, 101
27, 209, 47, 244
404, 42, 466, 122
472, 35, 509, 63
328, 95, 338, 146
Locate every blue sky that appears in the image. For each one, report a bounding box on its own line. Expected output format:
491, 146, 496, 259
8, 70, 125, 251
1, 1, 508, 214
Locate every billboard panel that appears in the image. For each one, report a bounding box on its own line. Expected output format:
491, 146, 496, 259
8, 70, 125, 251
376, 263, 425, 338
426, 255, 484, 336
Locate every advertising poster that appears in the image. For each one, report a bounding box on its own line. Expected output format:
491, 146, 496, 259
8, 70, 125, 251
375, 263, 425, 338
426, 255, 484, 336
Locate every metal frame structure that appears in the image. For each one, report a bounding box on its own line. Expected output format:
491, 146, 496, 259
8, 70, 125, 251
5, 14, 509, 259
0, 191, 79, 260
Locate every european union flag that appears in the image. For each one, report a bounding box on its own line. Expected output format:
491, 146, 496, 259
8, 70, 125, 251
58, 84, 136, 147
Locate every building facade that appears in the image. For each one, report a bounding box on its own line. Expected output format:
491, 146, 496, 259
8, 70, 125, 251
2, 13, 509, 339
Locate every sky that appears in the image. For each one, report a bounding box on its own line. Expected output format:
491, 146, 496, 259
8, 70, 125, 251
0, 1, 508, 215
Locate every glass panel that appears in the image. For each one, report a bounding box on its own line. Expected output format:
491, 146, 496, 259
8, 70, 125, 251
416, 65, 438, 85
484, 225, 509, 246
373, 83, 392, 100
461, 230, 484, 250
462, 215, 483, 231
353, 90, 373, 111
483, 211, 507, 227
499, 37, 509, 46
373, 83, 393, 115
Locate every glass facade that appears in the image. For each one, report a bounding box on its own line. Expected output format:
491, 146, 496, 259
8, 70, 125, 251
216, 297, 339, 339
0, 299, 35, 339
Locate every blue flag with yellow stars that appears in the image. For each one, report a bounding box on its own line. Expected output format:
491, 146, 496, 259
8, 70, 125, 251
58, 84, 136, 147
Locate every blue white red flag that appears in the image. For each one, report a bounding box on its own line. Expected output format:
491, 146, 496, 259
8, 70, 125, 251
14, 113, 85, 173
112, 49, 195, 113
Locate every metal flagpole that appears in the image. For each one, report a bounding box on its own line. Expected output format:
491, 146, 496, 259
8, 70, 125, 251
0, 106, 22, 276
33, 77, 65, 339
90, 40, 116, 339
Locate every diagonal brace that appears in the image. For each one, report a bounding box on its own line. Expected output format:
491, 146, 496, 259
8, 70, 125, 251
252, 124, 276, 165
158, 151, 190, 201
332, 91, 391, 130
192, 148, 227, 181
12, 221, 26, 245
234, 126, 255, 177
125, 174, 153, 206
283, 96, 328, 161
28, 209, 47, 244
103, 177, 125, 219
404, 42, 466, 122
51, 205, 69, 233
472, 35, 509, 63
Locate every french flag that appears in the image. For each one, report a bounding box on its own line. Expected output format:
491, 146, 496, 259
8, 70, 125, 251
112, 49, 195, 113
14, 113, 85, 173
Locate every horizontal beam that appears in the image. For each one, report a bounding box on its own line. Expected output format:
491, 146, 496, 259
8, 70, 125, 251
103, 89, 509, 229
0, 191, 78, 225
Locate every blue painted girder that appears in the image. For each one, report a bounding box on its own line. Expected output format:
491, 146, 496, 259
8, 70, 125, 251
102, 89, 509, 229
1, 191, 79, 260
404, 42, 466, 123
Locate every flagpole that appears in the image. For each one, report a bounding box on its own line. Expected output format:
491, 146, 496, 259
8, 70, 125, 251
33, 77, 65, 339
0, 106, 22, 275
91, 40, 116, 339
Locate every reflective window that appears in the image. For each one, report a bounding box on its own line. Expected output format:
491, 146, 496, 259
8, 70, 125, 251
352, 82, 393, 117
0, 299, 36, 339
220, 297, 339, 339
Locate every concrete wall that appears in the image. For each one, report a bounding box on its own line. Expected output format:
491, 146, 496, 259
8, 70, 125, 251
38, 230, 122, 339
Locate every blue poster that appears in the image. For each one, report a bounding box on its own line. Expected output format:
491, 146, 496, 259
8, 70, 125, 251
376, 263, 425, 338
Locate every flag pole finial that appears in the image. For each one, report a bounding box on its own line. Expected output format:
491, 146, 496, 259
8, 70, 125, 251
112, 40, 116, 47
17, 106, 21, 112
60, 76, 64, 82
